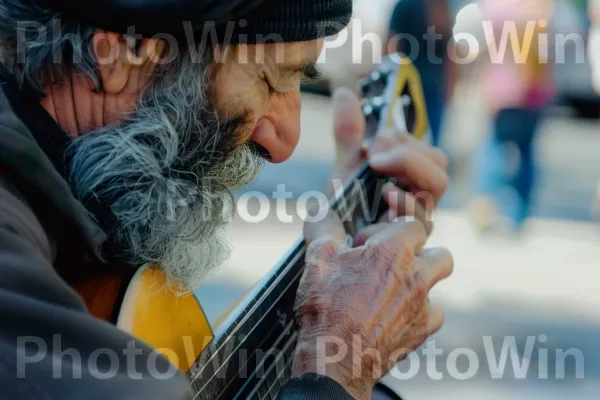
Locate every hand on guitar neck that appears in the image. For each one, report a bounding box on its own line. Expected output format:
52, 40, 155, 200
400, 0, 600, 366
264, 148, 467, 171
289, 87, 453, 399
324, 87, 448, 238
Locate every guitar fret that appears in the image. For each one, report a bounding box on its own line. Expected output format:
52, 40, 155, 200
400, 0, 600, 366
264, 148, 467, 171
190, 251, 306, 399
242, 325, 297, 399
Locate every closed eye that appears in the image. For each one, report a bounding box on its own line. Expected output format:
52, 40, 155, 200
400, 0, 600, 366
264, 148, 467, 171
264, 62, 322, 95
300, 63, 322, 84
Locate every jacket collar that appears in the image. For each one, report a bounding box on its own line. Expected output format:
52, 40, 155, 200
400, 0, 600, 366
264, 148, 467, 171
0, 65, 108, 264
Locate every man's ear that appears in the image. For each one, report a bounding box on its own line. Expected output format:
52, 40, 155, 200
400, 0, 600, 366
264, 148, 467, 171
92, 30, 164, 93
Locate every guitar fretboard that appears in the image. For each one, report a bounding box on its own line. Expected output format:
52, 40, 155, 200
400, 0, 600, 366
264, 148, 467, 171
188, 164, 390, 399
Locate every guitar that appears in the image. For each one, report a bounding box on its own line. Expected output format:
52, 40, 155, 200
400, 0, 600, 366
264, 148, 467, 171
74, 52, 430, 399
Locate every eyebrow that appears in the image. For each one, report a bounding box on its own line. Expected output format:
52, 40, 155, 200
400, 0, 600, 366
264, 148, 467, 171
277, 60, 322, 85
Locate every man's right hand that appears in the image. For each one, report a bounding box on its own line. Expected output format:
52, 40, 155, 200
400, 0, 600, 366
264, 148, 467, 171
291, 210, 453, 399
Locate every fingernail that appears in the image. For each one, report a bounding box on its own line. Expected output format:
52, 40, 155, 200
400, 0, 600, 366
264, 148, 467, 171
369, 151, 394, 167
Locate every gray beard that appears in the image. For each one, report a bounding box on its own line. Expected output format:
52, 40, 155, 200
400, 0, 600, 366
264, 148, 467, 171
65, 53, 265, 292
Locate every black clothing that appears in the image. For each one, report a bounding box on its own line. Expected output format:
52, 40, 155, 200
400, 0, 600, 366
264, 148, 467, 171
0, 67, 356, 399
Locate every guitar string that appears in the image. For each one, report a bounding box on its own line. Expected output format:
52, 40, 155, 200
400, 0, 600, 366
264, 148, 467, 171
258, 184, 374, 400
246, 328, 297, 400
189, 237, 308, 388
260, 335, 297, 400
241, 322, 296, 399
191, 174, 376, 398
259, 179, 386, 400
261, 183, 383, 400
238, 189, 364, 399
256, 354, 294, 400
190, 258, 307, 400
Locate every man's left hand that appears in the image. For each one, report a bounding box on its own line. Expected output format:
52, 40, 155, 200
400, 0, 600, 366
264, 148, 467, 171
323, 86, 449, 241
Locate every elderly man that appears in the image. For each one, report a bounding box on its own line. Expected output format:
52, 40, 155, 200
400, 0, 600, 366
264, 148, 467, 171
0, 0, 453, 399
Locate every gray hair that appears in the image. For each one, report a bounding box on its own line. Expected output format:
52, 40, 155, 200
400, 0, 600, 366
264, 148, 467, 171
66, 44, 264, 292
0, 0, 99, 93
0, 0, 265, 291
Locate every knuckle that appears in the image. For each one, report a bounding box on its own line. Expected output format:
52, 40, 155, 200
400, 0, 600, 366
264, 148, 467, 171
429, 314, 445, 335
307, 237, 342, 261
403, 219, 427, 241
359, 240, 388, 267
300, 295, 326, 318
295, 286, 329, 324
432, 148, 449, 166
375, 237, 405, 265
414, 277, 430, 299
400, 288, 426, 320
435, 171, 449, 195
415, 219, 429, 237
320, 238, 342, 257
397, 241, 415, 268
396, 131, 412, 142
408, 269, 428, 298
436, 247, 454, 271
371, 134, 395, 151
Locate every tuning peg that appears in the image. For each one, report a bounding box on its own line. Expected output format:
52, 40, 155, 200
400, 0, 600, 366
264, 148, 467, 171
370, 69, 392, 85
371, 95, 385, 109
362, 95, 385, 120
362, 103, 374, 118
358, 68, 392, 96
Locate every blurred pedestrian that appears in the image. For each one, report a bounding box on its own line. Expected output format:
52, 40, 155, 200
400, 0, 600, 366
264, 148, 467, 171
385, 0, 459, 149
467, 0, 556, 233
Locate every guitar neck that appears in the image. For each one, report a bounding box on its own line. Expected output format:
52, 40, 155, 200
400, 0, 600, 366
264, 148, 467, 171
188, 163, 390, 399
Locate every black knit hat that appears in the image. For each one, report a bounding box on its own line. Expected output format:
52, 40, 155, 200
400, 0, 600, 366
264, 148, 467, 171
32, 0, 353, 44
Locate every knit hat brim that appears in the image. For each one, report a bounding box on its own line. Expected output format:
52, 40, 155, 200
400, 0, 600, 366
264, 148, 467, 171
32, 0, 353, 44
219, 0, 354, 44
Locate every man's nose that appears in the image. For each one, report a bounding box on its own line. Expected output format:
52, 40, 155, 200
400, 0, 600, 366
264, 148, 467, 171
250, 92, 301, 163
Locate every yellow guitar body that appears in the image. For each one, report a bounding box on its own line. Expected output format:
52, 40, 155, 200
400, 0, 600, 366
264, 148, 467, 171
115, 265, 214, 373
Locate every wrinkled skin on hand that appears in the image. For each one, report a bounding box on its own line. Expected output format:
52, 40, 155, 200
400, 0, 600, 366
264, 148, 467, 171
291, 211, 452, 399
290, 87, 453, 399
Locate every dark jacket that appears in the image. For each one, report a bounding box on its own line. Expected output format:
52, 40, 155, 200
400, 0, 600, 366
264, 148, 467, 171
0, 66, 354, 400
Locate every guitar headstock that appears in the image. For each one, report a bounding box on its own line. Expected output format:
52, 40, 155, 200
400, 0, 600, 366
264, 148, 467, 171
357, 52, 430, 143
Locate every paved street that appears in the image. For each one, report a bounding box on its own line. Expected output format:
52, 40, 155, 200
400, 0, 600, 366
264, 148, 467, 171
195, 88, 600, 399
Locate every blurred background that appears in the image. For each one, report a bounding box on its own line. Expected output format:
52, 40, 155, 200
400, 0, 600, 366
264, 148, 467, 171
197, 0, 600, 398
